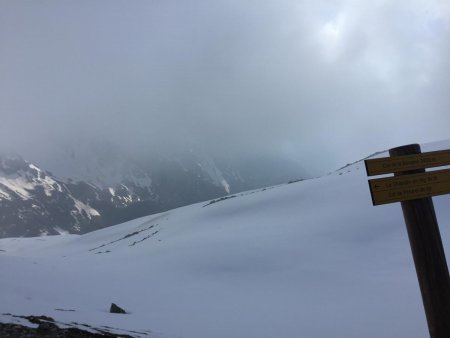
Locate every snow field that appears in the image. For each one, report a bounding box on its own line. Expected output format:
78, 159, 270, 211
2, 141, 450, 337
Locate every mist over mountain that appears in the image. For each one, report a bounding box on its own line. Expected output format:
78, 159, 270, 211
1, 0, 449, 176
0, 141, 307, 238
29, 139, 307, 189
1, 1, 450, 336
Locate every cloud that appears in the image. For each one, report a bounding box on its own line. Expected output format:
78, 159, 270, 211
0, 0, 449, 173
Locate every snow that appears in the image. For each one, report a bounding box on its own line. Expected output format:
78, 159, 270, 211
221, 179, 230, 193
1, 140, 450, 337
41, 176, 58, 196
197, 156, 231, 193
72, 199, 101, 218
109, 187, 115, 196
0, 162, 64, 199
0, 187, 11, 200
0, 175, 33, 199
54, 227, 70, 235
28, 163, 41, 172
0, 314, 38, 328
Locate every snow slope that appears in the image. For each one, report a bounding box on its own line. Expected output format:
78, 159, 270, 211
1, 141, 450, 337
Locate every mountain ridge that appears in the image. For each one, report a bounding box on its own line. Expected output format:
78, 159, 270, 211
0, 146, 307, 238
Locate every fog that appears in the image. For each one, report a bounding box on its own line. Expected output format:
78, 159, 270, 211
1, 0, 449, 174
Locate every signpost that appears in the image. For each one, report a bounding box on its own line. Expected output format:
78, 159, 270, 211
365, 144, 450, 338
365, 149, 450, 176
368, 168, 450, 205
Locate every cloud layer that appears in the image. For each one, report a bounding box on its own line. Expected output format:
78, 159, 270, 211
1, 0, 449, 173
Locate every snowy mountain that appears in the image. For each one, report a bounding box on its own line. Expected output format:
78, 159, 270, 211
0, 154, 102, 237
1, 140, 449, 337
0, 144, 307, 238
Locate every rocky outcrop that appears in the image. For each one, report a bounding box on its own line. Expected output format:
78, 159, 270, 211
110, 303, 127, 314
0, 315, 133, 337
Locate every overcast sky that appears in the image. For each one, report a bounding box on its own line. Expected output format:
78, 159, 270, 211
1, 0, 449, 173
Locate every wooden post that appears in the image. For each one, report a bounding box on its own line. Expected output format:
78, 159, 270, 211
390, 144, 450, 338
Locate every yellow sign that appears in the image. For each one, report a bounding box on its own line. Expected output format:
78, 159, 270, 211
365, 150, 450, 176
369, 169, 450, 205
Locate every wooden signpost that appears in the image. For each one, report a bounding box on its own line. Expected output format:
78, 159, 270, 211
368, 168, 450, 205
365, 149, 450, 176
365, 144, 450, 338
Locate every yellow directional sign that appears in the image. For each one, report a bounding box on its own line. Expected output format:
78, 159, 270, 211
369, 168, 450, 205
366, 144, 450, 334
365, 149, 450, 176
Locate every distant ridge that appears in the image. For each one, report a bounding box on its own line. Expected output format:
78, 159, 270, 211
0, 146, 307, 238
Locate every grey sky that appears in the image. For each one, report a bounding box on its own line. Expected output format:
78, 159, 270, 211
1, 0, 449, 173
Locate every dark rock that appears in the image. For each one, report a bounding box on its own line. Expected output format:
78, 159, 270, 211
37, 321, 58, 333
0, 319, 131, 337
110, 303, 127, 314
26, 315, 54, 324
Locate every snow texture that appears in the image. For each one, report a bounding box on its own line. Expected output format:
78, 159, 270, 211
0, 163, 63, 201
1, 140, 450, 337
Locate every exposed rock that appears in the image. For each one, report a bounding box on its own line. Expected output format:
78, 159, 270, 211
0, 314, 141, 337
110, 303, 127, 314
0, 322, 129, 337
